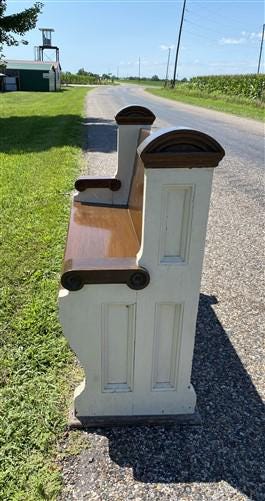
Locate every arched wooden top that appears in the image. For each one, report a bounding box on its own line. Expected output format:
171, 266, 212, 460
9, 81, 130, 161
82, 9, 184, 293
138, 127, 225, 168
115, 105, 156, 125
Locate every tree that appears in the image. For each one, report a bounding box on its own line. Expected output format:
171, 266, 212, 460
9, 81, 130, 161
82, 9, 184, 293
0, 0, 43, 62
151, 74, 159, 81
101, 73, 111, 80
77, 68, 88, 76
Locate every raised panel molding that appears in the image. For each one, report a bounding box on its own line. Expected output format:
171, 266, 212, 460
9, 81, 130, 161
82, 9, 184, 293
101, 303, 136, 392
159, 185, 194, 263
152, 303, 183, 391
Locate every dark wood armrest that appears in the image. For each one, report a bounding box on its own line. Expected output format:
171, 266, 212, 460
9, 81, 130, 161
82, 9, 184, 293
61, 258, 150, 291
75, 176, 121, 192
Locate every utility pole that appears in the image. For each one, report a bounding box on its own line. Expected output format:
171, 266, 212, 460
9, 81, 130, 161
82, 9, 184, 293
172, 0, 187, 88
257, 24, 265, 74
138, 56, 141, 81
117, 65, 119, 79
164, 47, 171, 87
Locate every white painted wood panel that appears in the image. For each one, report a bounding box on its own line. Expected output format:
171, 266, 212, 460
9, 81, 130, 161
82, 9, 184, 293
59, 285, 137, 416
132, 290, 196, 415
101, 303, 136, 392
159, 185, 193, 263
152, 303, 182, 390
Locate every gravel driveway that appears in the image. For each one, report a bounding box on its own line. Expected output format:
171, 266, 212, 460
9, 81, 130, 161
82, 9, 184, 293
59, 88, 265, 501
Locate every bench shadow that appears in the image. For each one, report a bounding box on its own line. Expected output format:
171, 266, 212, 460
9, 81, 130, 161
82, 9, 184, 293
90, 294, 264, 501
0, 115, 118, 154
83, 117, 117, 153
0, 115, 84, 153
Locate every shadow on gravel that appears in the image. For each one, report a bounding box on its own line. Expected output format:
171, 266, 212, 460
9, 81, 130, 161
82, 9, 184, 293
93, 294, 265, 501
83, 117, 117, 153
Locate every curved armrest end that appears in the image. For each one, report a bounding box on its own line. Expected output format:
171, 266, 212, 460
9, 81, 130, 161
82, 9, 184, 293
75, 176, 121, 192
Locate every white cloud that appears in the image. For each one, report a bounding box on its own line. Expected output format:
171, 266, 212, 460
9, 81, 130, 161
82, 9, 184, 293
160, 44, 175, 51
250, 31, 262, 40
241, 31, 263, 40
219, 30, 264, 46
219, 37, 246, 45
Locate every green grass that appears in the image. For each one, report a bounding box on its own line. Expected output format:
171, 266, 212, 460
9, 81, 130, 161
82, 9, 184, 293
146, 86, 265, 121
0, 88, 88, 500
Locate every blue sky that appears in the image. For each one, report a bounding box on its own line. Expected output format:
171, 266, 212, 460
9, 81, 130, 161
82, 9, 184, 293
4, 0, 265, 78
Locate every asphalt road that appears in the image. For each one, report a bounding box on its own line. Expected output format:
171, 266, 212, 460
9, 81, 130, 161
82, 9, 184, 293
61, 86, 265, 501
84, 83, 264, 201
87, 84, 264, 163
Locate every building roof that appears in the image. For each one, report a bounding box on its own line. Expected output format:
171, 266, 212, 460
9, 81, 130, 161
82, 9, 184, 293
6, 60, 60, 71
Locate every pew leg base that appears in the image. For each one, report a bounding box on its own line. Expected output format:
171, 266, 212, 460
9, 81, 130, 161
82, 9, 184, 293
68, 408, 201, 429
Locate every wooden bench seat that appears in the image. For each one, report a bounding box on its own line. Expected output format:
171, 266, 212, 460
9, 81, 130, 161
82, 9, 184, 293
66, 203, 140, 259
61, 133, 148, 292
61, 203, 146, 291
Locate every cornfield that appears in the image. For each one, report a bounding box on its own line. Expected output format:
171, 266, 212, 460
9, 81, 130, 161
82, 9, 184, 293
61, 72, 101, 85
189, 74, 265, 102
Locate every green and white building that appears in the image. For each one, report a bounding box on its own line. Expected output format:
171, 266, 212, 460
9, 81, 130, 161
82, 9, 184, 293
5, 60, 61, 92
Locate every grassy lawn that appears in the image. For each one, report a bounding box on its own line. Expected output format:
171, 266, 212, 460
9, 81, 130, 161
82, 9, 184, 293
0, 88, 88, 500
147, 87, 265, 121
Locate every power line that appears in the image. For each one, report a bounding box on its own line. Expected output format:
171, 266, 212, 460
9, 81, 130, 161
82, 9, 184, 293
183, 26, 260, 51
184, 14, 260, 48
187, 4, 264, 39
184, 28, 218, 43
188, 1, 259, 28
186, 8, 244, 31
184, 17, 237, 38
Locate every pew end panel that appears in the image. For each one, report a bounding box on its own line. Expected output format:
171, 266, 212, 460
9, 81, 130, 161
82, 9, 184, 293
59, 125, 225, 426
134, 129, 224, 405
